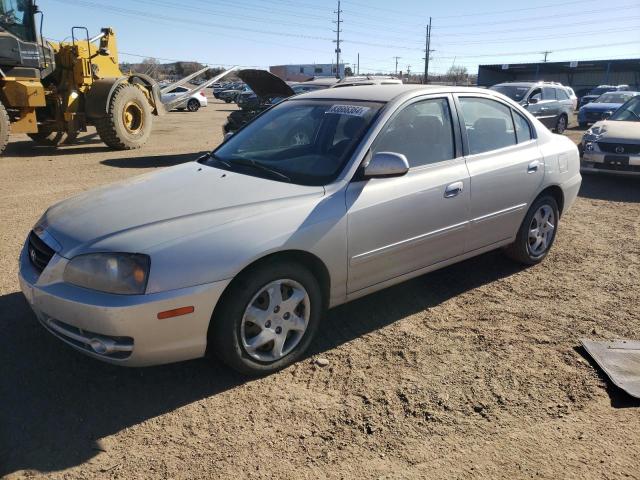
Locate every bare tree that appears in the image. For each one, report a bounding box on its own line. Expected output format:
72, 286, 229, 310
446, 65, 468, 85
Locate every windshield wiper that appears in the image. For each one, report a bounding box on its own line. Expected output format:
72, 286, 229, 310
231, 158, 291, 182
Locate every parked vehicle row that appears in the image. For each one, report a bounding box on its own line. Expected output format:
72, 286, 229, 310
20, 85, 581, 375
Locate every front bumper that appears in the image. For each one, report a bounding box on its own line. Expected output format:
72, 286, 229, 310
581, 151, 640, 176
18, 240, 230, 367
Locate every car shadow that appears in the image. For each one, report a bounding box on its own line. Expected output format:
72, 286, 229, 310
574, 346, 640, 409
578, 174, 640, 203
0, 250, 524, 475
101, 152, 208, 169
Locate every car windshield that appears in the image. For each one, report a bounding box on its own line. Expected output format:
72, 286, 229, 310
490, 85, 530, 101
594, 93, 635, 104
207, 99, 383, 185
609, 97, 640, 122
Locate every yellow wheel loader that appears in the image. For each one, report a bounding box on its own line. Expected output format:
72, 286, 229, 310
0, 0, 165, 154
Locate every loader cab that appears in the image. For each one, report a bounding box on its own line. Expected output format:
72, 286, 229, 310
0, 0, 42, 71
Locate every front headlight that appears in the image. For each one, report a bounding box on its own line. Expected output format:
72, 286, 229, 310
64, 253, 150, 295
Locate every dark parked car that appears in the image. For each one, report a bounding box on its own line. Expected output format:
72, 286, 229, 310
578, 91, 640, 127
578, 85, 629, 109
490, 81, 573, 133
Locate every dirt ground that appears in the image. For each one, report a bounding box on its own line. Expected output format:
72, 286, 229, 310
1, 95, 639, 479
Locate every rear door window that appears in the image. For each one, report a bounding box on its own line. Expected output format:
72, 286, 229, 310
543, 87, 556, 100
459, 97, 517, 155
512, 110, 532, 143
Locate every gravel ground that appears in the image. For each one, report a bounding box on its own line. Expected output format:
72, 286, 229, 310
1, 97, 638, 479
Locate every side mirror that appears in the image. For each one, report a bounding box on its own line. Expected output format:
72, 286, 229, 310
224, 131, 234, 141
363, 152, 409, 179
528, 97, 539, 104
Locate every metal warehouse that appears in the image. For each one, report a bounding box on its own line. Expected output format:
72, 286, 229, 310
477, 58, 640, 93
270, 63, 346, 81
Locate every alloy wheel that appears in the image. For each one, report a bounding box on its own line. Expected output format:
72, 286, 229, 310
528, 205, 555, 257
240, 279, 310, 362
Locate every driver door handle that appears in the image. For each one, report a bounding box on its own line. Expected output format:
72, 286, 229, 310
444, 181, 464, 198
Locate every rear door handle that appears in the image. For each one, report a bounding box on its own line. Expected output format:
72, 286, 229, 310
444, 181, 464, 198
527, 160, 540, 173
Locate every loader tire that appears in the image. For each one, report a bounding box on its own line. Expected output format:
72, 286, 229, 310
0, 102, 10, 154
95, 83, 152, 150
28, 131, 78, 147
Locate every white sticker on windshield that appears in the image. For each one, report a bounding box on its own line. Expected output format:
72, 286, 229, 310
326, 104, 371, 117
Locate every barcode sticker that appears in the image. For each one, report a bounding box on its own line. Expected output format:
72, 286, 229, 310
326, 105, 371, 117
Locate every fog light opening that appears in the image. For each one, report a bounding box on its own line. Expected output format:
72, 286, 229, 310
89, 338, 109, 354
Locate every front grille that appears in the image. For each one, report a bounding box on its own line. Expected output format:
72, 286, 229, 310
598, 142, 640, 155
28, 231, 55, 272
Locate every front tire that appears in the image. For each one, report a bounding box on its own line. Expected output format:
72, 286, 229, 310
208, 261, 323, 376
95, 83, 152, 150
504, 195, 559, 265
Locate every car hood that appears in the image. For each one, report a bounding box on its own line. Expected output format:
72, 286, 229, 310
581, 102, 622, 112
237, 69, 295, 99
39, 161, 324, 258
589, 120, 640, 143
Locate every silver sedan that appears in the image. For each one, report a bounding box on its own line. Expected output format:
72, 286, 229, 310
19, 85, 582, 375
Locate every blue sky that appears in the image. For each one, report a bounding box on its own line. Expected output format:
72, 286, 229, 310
43, 0, 640, 75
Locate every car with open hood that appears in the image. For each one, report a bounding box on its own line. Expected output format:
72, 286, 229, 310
19, 85, 581, 375
224, 69, 334, 134
580, 94, 640, 175
578, 91, 639, 128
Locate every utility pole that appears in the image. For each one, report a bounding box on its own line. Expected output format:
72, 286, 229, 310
542, 50, 551, 63
333, 1, 343, 79
407, 65, 411, 82
423, 17, 433, 84
393, 56, 401, 76
357, 52, 360, 75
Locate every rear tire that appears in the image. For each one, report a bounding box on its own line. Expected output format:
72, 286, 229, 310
208, 260, 323, 376
95, 83, 152, 150
504, 195, 559, 265
187, 99, 200, 112
0, 102, 10, 154
28, 130, 78, 146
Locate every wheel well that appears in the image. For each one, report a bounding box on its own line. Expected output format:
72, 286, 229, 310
538, 185, 565, 216
218, 250, 331, 312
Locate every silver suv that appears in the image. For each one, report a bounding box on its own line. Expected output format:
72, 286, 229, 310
490, 81, 574, 133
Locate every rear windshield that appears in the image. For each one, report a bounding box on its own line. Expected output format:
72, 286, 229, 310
490, 85, 529, 102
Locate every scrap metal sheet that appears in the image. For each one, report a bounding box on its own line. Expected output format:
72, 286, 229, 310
581, 339, 640, 398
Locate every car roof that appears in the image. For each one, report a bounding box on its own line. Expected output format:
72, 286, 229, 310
292, 84, 492, 102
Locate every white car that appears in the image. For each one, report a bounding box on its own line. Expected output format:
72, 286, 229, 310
19, 85, 581, 375
161, 86, 208, 112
